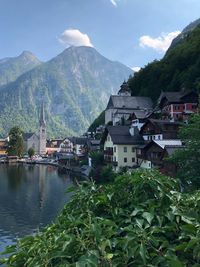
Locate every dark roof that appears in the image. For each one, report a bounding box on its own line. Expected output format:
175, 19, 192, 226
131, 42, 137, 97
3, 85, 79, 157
106, 126, 144, 145
158, 90, 198, 105
69, 137, 88, 145
140, 119, 181, 133
132, 110, 151, 119
89, 140, 100, 145
165, 145, 184, 156
106, 96, 153, 110
149, 119, 180, 126
23, 133, 35, 141
46, 139, 63, 148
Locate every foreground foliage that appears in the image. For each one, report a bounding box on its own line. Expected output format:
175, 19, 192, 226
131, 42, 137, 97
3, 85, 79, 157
1, 170, 200, 266
170, 115, 200, 189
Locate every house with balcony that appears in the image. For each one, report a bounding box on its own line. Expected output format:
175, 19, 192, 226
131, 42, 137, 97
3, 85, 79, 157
140, 119, 181, 142
59, 138, 74, 154
157, 90, 198, 121
102, 125, 144, 170
136, 139, 183, 171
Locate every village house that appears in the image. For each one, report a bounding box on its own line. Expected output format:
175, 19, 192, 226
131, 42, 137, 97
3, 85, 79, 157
59, 137, 88, 157
105, 82, 153, 125
140, 119, 181, 142
46, 139, 63, 155
72, 137, 88, 157
0, 137, 9, 156
59, 138, 74, 154
86, 139, 101, 152
136, 139, 183, 172
157, 90, 198, 121
102, 125, 144, 170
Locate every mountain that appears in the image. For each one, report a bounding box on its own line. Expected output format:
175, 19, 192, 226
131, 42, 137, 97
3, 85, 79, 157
0, 51, 41, 86
0, 46, 132, 137
128, 21, 200, 102
168, 18, 200, 51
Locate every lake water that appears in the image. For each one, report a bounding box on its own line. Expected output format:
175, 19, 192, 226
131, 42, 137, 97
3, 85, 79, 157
0, 164, 74, 255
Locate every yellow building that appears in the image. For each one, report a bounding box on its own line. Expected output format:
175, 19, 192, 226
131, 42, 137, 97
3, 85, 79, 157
0, 137, 9, 155
103, 126, 144, 171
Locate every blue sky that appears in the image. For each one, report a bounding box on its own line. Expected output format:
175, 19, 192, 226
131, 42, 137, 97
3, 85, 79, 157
0, 0, 200, 70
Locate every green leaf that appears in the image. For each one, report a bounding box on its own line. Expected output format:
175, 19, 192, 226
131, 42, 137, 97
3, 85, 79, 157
169, 259, 184, 267
139, 243, 147, 265
142, 212, 154, 224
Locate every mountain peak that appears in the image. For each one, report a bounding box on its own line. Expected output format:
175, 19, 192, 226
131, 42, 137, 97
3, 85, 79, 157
19, 50, 41, 63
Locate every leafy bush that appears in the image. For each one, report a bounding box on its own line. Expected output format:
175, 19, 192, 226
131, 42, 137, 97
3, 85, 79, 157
1, 170, 200, 266
169, 115, 200, 190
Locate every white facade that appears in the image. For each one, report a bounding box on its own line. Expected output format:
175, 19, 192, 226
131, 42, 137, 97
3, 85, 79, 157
26, 134, 40, 154
104, 134, 137, 170
59, 138, 74, 153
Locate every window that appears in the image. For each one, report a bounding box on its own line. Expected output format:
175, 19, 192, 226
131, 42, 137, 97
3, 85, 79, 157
132, 157, 135, 162
124, 157, 127, 163
114, 146, 116, 153
124, 147, 127, 153
132, 147, 135, 153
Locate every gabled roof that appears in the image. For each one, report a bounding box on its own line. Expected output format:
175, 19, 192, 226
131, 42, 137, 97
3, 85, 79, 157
106, 96, 153, 110
106, 126, 144, 145
154, 140, 182, 149
132, 109, 151, 119
140, 119, 181, 133
165, 145, 185, 156
69, 137, 88, 145
23, 133, 36, 141
158, 90, 198, 105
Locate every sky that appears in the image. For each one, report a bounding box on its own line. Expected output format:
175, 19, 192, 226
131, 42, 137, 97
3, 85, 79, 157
0, 0, 200, 70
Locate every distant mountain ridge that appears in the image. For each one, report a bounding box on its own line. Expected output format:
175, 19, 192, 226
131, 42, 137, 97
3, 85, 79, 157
167, 18, 200, 51
0, 46, 132, 137
0, 51, 41, 86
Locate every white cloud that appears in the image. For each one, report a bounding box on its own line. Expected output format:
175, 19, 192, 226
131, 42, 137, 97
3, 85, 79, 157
132, 66, 141, 72
58, 29, 93, 47
139, 31, 181, 52
110, 0, 117, 6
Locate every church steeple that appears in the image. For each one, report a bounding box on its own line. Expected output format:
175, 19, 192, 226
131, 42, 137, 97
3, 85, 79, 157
39, 102, 46, 155
39, 101, 46, 127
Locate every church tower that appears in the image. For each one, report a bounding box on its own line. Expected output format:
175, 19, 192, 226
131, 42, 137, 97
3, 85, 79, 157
118, 81, 131, 96
39, 102, 46, 155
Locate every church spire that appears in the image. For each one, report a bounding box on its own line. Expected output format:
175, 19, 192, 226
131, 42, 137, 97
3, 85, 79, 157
39, 102, 46, 127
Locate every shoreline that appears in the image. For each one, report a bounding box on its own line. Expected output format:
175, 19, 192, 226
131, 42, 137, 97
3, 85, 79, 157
0, 158, 88, 177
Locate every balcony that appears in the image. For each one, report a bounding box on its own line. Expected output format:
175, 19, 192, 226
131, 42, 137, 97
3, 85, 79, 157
104, 150, 113, 156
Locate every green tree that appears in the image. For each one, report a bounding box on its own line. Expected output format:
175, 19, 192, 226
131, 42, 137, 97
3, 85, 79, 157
169, 114, 200, 189
28, 147, 35, 158
7, 127, 24, 157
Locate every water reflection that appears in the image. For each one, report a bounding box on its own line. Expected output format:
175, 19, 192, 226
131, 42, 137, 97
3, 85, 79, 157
0, 164, 73, 253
